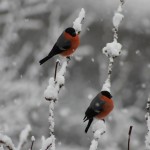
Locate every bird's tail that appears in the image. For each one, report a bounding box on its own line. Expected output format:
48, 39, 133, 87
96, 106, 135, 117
85, 118, 93, 133
39, 55, 52, 65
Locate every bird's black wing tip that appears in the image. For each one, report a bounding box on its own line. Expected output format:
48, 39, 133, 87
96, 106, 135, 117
39, 60, 43, 65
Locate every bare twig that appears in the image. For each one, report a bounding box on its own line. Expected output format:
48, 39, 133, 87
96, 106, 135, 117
30, 141, 34, 150
29, 136, 35, 150
54, 60, 60, 81
128, 126, 133, 150
45, 143, 52, 150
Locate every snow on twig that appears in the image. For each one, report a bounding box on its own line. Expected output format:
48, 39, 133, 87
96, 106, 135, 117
90, 1, 125, 150
0, 125, 32, 150
145, 98, 150, 149
101, 0, 125, 92
0, 134, 15, 150
29, 136, 35, 150
44, 59, 68, 101
43, 58, 70, 150
17, 125, 31, 150
89, 120, 106, 150
40, 136, 55, 150
73, 8, 85, 33
43, 8, 85, 150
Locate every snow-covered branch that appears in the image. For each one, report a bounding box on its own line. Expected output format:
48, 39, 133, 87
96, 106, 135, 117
17, 125, 31, 150
101, 0, 125, 92
29, 136, 35, 150
145, 98, 150, 149
0, 134, 15, 150
73, 8, 85, 33
44, 59, 68, 101
43, 59, 69, 150
0, 125, 32, 150
42, 8, 85, 150
89, 1, 125, 150
89, 120, 106, 150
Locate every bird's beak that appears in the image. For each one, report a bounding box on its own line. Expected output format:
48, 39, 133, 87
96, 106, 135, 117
77, 31, 81, 34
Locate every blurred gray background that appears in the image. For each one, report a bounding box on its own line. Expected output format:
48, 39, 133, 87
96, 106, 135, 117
0, 0, 150, 150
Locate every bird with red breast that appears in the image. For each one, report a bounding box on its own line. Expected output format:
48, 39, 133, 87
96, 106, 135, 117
83, 91, 114, 133
39, 27, 80, 65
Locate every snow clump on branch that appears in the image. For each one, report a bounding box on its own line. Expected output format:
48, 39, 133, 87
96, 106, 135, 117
73, 8, 85, 33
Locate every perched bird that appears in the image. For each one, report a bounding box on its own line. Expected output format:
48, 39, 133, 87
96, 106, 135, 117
39, 27, 80, 65
83, 91, 114, 133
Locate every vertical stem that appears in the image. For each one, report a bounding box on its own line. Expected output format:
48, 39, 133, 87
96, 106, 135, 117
146, 98, 150, 120
54, 61, 59, 81
49, 101, 55, 136
48, 101, 55, 150
120, 0, 125, 5
30, 141, 34, 150
108, 57, 114, 80
128, 126, 133, 150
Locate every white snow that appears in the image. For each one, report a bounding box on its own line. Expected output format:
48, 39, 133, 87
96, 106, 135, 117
101, 78, 111, 92
145, 98, 150, 149
91, 58, 95, 62
44, 78, 59, 100
89, 140, 98, 150
17, 125, 31, 150
113, 12, 124, 29
49, 101, 55, 133
31, 136, 35, 142
92, 119, 106, 134
73, 8, 85, 33
89, 120, 106, 150
145, 117, 150, 149
59, 107, 70, 117
0, 146, 4, 150
0, 133, 15, 150
102, 40, 122, 58
40, 136, 55, 150
113, 3, 124, 29
44, 60, 68, 100
88, 94, 93, 100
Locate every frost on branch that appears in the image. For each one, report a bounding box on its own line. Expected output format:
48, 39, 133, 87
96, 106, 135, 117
43, 58, 70, 150
89, 120, 106, 150
0, 125, 32, 150
101, 78, 111, 93
102, 40, 122, 58
44, 60, 67, 101
40, 136, 55, 150
113, 12, 124, 30
102, 0, 124, 59
73, 8, 85, 33
101, 0, 125, 93
17, 124, 31, 150
0, 134, 15, 150
145, 98, 150, 149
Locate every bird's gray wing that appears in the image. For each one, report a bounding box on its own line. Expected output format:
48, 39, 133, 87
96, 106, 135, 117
56, 33, 71, 50
91, 93, 106, 113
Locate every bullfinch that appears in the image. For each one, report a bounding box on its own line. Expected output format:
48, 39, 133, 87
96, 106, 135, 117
83, 91, 114, 133
39, 27, 80, 65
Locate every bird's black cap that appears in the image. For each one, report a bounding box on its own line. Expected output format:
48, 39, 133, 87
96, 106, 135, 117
101, 91, 112, 99
65, 27, 76, 37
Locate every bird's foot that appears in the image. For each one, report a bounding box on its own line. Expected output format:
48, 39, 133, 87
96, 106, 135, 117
102, 119, 105, 123
66, 56, 71, 60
